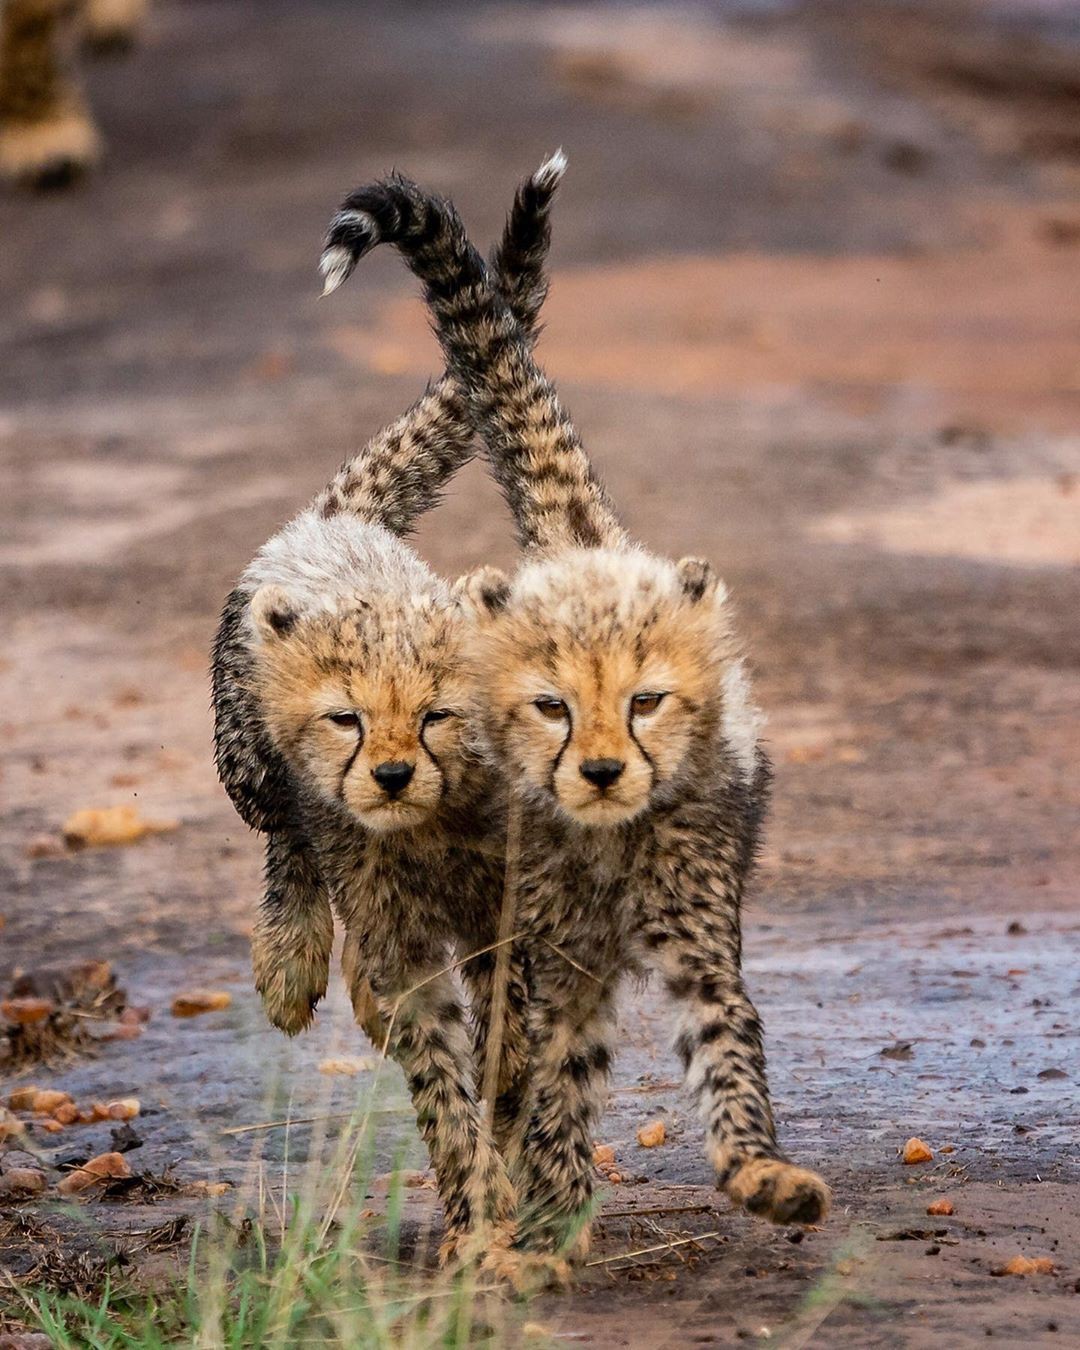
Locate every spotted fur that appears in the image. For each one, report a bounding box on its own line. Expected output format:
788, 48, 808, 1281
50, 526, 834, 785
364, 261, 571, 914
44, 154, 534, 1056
210, 163, 560, 1265
0, 0, 147, 187
332, 168, 830, 1264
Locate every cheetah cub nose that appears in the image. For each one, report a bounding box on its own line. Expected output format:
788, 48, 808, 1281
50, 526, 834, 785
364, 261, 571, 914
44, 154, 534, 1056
372, 761, 415, 796
579, 758, 625, 789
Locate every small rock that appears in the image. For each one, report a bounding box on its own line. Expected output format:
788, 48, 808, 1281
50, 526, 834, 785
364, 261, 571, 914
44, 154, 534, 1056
7, 1086, 41, 1112
636, 1120, 666, 1148
0, 1167, 47, 1196
171, 990, 232, 1017
52, 1102, 79, 1126
106, 1098, 140, 1120
56, 1170, 96, 1196
593, 1144, 616, 1168
993, 1255, 1055, 1277
184, 1179, 232, 1198
926, 1199, 954, 1216
317, 1057, 372, 1076
81, 1151, 131, 1179
902, 1137, 933, 1165
30, 1089, 72, 1115
62, 805, 178, 849
1, 998, 55, 1025
57, 1150, 132, 1195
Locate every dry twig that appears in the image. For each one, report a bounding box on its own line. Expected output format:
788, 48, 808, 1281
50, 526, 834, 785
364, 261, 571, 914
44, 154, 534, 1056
586, 1228, 725, 1267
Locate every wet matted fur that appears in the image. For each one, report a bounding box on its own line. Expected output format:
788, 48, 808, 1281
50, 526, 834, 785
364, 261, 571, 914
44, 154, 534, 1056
323, 163, 830, 1274
210, 162, 560, 1266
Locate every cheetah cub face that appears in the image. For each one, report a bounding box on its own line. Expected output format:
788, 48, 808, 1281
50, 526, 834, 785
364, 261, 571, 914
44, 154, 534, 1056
248, 585, 474, 832
467, 548, 746, 825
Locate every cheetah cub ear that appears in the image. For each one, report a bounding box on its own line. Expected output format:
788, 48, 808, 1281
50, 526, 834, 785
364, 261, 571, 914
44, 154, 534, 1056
454, 566, 512, 619
249, 584, 303, 642
675, 557, 727, 605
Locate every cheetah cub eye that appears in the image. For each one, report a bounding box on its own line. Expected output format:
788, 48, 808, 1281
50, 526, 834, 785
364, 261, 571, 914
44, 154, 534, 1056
533, 697, 570, 722
630, 692, 667, 717
327, 710, 362, 730
422, 709, 455, 726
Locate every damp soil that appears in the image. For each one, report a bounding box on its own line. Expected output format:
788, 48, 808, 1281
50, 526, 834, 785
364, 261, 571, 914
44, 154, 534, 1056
1, 1, 1078, 1344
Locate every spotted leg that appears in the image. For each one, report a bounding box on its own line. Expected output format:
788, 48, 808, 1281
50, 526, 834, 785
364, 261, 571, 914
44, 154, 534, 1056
460, 943, 531, 1159
251, 829, 333, 1036
640, 801, 830, 1225
512, 945, 618, 1265
359, 962, 516, 1265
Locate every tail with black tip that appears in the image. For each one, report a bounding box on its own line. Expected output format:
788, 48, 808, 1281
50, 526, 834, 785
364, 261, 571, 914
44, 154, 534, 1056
316, 155, 565, 531
321, 153, 625, 555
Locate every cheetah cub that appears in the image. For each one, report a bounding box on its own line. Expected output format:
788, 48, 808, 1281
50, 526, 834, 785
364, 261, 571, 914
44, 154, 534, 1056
322, 163, 831, 1270
211, 161, 561, 1266
0, 0, 147, 187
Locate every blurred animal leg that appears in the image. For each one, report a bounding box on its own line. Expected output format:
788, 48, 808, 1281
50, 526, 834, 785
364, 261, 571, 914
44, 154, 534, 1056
0, 0, 100, 187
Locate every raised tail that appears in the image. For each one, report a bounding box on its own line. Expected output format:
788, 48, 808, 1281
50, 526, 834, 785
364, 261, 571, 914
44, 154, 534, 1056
314, 156, 563, 534
321, 155, 625, 555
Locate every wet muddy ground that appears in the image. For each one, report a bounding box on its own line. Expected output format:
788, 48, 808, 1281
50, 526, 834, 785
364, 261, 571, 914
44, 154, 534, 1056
1, 1, 1078, 1344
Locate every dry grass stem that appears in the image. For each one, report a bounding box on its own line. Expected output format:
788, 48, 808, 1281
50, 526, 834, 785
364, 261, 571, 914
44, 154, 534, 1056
600, 1205, 716, 1219
541, 938, 604, 985
586, 1228, 726, 1267
481, 794, 523, 1126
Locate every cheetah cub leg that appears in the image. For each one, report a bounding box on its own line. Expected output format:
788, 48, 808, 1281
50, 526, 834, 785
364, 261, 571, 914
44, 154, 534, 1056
250, 831, 333, 1036
366, 968, 517, 1267
512, 953, 618, 1269
647, 919, 831, 1227
0, 0, 101, 188
460, 944, 531, 1161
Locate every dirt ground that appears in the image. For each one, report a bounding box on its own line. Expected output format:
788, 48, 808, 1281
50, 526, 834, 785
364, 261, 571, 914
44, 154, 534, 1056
1, 0, 1079, 1345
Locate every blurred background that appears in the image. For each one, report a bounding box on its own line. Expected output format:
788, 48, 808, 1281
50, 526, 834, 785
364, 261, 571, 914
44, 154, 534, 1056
1, 0, 1078, 1338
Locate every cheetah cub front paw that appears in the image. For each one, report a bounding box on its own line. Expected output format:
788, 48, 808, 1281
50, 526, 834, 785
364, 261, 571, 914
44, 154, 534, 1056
251, 926, 330, 1036
439, 1218, 517, 1273
726, 1158, 831, 1225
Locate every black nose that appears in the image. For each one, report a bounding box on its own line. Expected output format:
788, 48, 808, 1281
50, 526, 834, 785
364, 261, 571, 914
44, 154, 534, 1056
579, 758, 625, 790
372, 761, 415, 796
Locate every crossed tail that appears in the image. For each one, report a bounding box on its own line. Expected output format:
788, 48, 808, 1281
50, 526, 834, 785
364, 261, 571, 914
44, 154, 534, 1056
321, 154, 626, 555
314, 158, 562, 533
